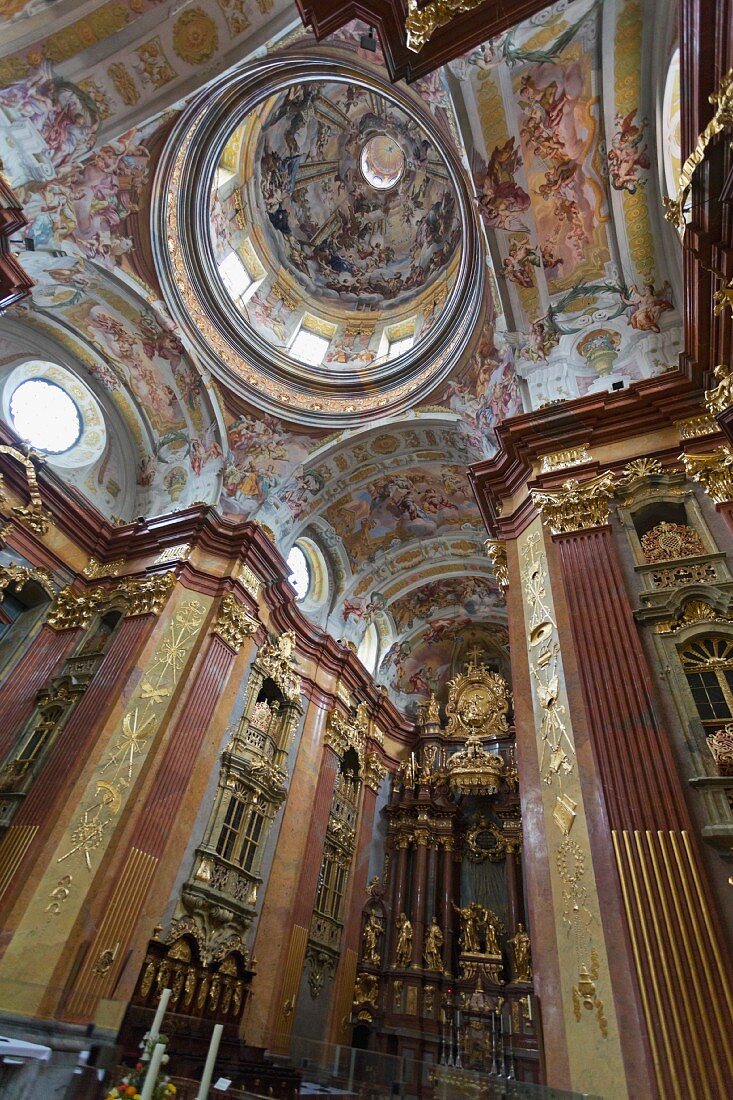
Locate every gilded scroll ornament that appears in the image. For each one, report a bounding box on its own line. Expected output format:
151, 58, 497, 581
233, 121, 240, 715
364, 751, 388, 793
705, 363, 733, 415
325, 702, 370, 764
681, 446, 733, 503
663, 68, 733, 237
532, 471, 615, 534
444, 660, 510, 739
83, 557, 125, 579
115, 572, 176, 617
353, 972, 378, 1010
485, 539, 508, 587
0, 446, 52, 535
213, 593, 256, 651
405, 0, 486, 53
676, 415, 719, 440
656, 599, 726, 634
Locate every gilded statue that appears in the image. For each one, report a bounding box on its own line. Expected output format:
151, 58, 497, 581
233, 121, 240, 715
399, 754, 417, 788
362, 912, 383, 966
426, 692, 440, 724
452, 902, 480, 953
395, 912, 413, 967
423, 917, 444, 971
183, 968, 196, 1007
509, 924, 532, 983
477, 907, 502, 957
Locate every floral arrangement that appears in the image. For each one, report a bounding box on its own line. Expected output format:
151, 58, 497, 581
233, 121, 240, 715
103, 1034, 177, 1100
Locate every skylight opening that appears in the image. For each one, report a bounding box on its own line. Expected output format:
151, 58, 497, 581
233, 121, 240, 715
286, 545, 311, 600
387, 334, 415, 360
218, 251, 253, 305
290, 327, 331, 366
9, 378, 81, 454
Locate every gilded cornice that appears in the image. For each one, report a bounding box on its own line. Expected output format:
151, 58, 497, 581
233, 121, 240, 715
681, 447, 733, 503
532, 472, 615, 535
213, 593, 257, 652
484, 539, 508, 587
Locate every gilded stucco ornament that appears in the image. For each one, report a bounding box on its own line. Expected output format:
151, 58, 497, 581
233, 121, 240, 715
444, 658, 510, 740
213, 593, 257, 651
405, 0, 486, 52
325, 702, 371, 767
663, 68, 733, 237
48, 572, 176, 630
485, 539, 508, 587
257, 631, 300, 700
364, 751, 388, 793
705, 363, 733, 415
707, 725, 733, 776
680, 447, 733, 503
0, 562, 54, 601
640, 522, 707, 563
532, 471, 615, 534
676, 414, 719, 440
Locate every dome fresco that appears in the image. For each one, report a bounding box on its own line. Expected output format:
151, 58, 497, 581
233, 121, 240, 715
247, 80, 461, 310
160, 53, 485, 425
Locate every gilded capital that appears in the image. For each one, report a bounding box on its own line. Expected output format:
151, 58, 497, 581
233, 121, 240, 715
0, 562, 54, 602
485, 539, 508, 587
48, 585, 104, 631
532, 471, 615, 534
213, 593, 257, 651
115, 571, 176, 617
681, 447, 733, 503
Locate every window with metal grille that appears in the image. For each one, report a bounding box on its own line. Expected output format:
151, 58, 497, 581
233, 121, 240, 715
680, 635, 733, 733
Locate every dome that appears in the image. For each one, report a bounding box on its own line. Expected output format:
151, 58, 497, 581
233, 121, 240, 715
155, 52, 485, 427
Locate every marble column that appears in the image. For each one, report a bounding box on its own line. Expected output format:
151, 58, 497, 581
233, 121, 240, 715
504, 840, 522, 937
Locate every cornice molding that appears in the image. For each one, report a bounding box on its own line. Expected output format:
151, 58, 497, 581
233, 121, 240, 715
469, 374, 709, 537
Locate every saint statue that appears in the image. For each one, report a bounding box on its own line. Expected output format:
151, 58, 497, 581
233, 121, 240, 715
509, 923, 532, 982
423, 917, 444, 971
452, 901, 480, 953
426, 692, 441, 724
395, 912, 413, 967
483, 909, 502, 957
362, 912, 383, 966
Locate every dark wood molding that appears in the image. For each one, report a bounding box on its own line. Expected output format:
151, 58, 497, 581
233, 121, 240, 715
0, 177, 33, 311
296, 0, 557, 82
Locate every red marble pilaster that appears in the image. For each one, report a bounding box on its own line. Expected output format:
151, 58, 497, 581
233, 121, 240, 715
290, 745, 341, 928
60, 629, 242, 1019
505, 842, 521, 937
554, 523, 733, 1096
0, 626, 79, 756
0, 616, 151, 922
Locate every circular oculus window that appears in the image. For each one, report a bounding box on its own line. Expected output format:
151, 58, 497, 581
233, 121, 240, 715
360, 134, 406, 190
10, 378, 81, 454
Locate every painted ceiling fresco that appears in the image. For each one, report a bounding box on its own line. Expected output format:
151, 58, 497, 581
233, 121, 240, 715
0, 2, 682, 711
250, 81, 460, 308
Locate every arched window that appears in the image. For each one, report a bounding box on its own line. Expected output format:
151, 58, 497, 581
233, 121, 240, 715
679, 635, 733, 735
357, 623, 379, 675
286, 544, 311, 601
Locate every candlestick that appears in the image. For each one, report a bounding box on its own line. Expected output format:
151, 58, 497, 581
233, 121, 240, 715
140, 1042, 166, 1100
143, 987, 171, 1060
196, 1022, 224, 1100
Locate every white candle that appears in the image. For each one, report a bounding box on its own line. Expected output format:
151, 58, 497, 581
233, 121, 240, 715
196, 1023, 224, 1100
140, 1042, 166, 1100
144, 987, 171, 1059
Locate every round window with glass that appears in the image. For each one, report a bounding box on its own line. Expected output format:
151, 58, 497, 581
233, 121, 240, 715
286, 544, 311, 601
